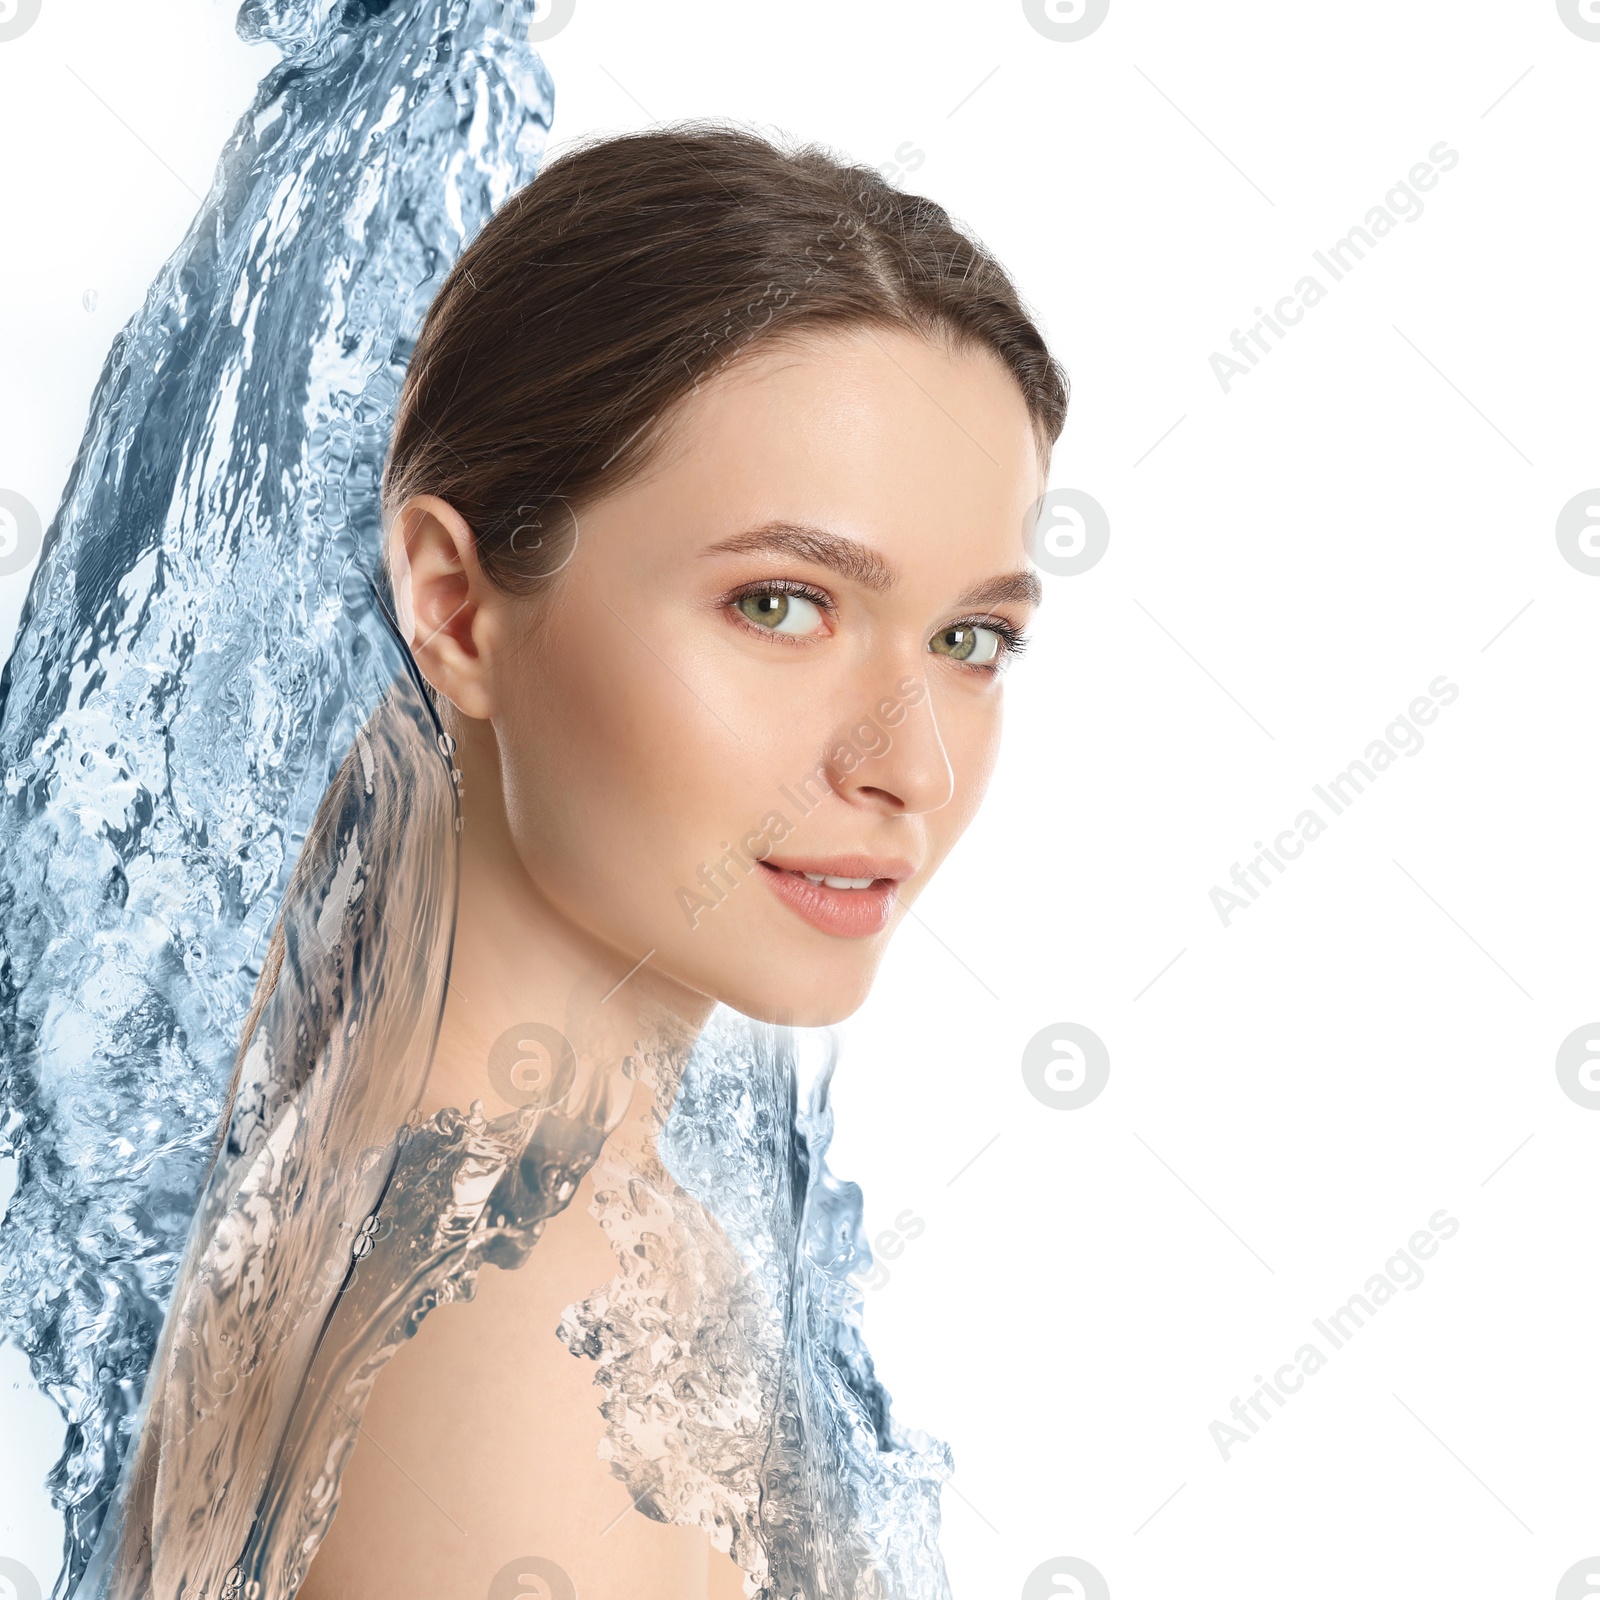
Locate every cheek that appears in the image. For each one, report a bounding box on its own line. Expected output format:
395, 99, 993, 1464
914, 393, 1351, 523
503, 653, 680, 874
493, 611, 777, 910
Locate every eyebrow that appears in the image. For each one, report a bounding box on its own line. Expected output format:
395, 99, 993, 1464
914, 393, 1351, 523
701, 520, 1042, 610
702, 522, 896, 593
956, 569, 1043, 611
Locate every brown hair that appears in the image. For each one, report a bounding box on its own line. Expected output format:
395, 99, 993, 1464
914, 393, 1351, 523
225, 120, 1067, 1135
132, 124, 1070, 1594
381, 120, 1068, 595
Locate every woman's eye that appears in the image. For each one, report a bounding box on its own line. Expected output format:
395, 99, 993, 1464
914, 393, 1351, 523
929, 623, 1003, 666
736, 590, 825, 636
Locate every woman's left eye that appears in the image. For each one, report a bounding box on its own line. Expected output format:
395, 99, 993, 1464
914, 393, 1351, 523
735, 589, 826, 636
928, 623, 1004, 666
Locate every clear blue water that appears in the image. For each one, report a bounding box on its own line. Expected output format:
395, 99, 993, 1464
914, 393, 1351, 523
0, 4, 953, 1595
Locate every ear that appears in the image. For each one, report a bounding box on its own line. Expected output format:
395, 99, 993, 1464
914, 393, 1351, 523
386, 494, 500, 721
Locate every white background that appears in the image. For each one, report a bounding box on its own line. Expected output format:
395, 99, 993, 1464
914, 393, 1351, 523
2, 2, 1598, 1597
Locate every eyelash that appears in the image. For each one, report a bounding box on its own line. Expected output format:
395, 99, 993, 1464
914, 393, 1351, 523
721, 581, 1030, 673
726, 577, 835, 616
956, 615, 1029, 670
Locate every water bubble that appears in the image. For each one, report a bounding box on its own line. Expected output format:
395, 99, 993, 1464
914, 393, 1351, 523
351, 1212, 384, 1260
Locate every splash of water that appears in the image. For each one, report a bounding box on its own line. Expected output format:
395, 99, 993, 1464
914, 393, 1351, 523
0, 2, 551, 1588
0, 2, 954, 1595
568, 1013, 954, 1598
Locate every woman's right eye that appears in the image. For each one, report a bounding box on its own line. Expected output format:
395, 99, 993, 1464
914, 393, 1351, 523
735, 590, 826, 636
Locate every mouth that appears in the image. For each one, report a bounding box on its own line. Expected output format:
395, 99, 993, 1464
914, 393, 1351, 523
755, 855, 913, 940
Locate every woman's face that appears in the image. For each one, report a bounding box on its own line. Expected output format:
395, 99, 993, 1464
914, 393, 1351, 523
408, 323, 1046, 1027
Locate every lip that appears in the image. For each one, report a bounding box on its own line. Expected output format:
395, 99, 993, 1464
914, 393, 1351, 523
756, 855, 914, 940
761, 854, 915, 883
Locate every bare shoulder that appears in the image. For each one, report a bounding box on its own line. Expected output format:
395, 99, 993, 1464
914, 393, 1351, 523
298, 1165, 747, 1600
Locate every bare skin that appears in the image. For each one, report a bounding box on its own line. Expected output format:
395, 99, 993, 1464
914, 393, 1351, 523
300, 324, 1046, 1598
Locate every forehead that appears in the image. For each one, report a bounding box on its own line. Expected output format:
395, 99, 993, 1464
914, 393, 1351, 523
628, 324, 1045, 583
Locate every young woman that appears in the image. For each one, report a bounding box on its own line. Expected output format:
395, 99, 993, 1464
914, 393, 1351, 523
94, 124, 1067, 1599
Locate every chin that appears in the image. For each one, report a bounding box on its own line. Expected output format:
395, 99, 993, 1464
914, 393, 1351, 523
739, 991, 873, 1029
695, 949, 886, 1030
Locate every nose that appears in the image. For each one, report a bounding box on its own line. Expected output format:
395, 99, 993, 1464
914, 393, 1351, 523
826, 670, 954, 816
